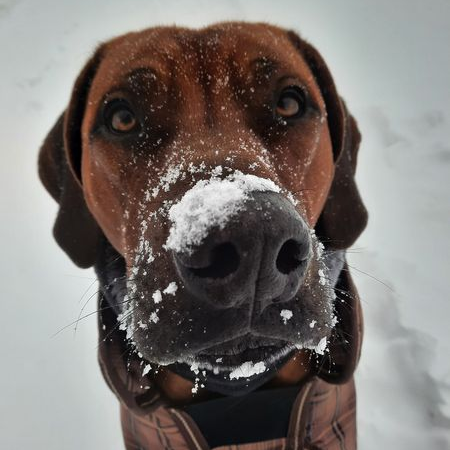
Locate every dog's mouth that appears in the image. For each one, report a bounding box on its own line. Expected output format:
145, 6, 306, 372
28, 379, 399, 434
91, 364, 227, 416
189, 334, 292, 370
171, 335, 297, 395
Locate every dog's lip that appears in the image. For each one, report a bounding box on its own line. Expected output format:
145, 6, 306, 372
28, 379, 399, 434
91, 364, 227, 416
179, 335, 296, 372
194, 343, 297, 373
198, 333, 287, 353
170, 345, 298, 396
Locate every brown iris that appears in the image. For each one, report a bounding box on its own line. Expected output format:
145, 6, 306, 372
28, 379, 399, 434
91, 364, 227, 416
104, 100, 138, 134
276, 87, 305, 119
111, 109, 136, 132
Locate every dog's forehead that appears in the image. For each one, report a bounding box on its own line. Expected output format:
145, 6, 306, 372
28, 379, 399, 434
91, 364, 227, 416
94, 23, 311, 91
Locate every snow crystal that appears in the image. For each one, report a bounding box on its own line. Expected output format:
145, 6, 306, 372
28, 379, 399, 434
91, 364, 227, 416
163, 282, 178, 295
152, 290, 162, 304
190, 362, 199, 375
142, 364, 151, 376
164, 171, 282, 254
159, 165, 184, 193
211, 165, 223, 177
309, 320, 317, 329
314, 337, 328, 355
149, 312, 159, 323
229, 361, 267, 380
191, 377, 200, 394
138, 320, 148, 330
280, 309, 293, 324
318, 268, 327, 286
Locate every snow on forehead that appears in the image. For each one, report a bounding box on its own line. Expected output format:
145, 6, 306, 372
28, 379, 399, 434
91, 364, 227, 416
164, 171, 281, 254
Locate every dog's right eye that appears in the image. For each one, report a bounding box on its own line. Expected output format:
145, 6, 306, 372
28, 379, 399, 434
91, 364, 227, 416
275, 87, 306, 121
103, 100, 138, 134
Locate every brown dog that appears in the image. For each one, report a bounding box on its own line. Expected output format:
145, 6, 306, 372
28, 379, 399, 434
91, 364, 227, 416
39, 22, 367, 449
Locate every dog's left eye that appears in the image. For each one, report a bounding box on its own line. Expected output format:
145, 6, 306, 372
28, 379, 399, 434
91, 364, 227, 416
275, 87, 306, 120
104, 100, 138, 134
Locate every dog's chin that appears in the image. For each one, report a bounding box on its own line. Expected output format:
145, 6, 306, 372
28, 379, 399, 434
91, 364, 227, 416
167, 336, 299, 396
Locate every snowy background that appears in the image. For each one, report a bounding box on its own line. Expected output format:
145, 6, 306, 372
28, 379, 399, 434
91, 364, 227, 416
1, 0, 449, 448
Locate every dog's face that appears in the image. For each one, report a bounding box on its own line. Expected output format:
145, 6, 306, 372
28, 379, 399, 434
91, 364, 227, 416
40, 22, 367, 396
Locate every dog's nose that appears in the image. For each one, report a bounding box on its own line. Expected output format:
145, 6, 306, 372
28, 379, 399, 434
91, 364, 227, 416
172, 192, 311, 311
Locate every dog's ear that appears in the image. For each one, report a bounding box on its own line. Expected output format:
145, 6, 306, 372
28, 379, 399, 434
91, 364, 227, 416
38, 49, 104, 268
316, 103, 368, 249
287, 32, 368, 249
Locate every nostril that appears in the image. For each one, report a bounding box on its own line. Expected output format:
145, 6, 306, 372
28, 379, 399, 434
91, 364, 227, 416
188, 243, 240, 279
276, 239, 308, 275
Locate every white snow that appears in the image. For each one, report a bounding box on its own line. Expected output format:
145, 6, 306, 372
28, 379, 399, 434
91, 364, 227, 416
280, 309, 293, 324
2, 1, 449, 449
190, 362, 200, 375
191, 378, 200, 394
142, 364, 151, 376
229, 361, 267, 380
163, 282, 178, 296
313, 337, 328, 355
147, 164, 186, 200
138, 320, 148, 330
164, 171, 282, 254
318, 268, 327, 286
149, 312, 159, 324
152, 289, 162, 304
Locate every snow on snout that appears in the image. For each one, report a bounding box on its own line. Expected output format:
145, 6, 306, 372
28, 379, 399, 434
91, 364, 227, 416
164, 171, 284, 254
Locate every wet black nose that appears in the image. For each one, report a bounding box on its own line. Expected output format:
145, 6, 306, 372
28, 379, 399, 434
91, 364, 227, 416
173, 191, 311, 311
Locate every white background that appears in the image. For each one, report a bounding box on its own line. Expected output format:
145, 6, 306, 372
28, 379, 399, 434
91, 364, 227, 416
0, 0, 449, 448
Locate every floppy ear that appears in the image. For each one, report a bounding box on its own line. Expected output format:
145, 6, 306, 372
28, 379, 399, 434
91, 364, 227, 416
38, 49, 104, 268
287, 32, 368, 249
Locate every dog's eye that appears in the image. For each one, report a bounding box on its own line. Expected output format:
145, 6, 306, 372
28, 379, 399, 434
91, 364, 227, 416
276, 87, 306, 119
104, 101, 138, 134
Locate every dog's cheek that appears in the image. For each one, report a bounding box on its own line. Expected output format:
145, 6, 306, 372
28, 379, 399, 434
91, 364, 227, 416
274, 122, 334, 226
80, 147, 132, 253
302, 251, 336, 330
131, 298, 202, 364
296, 268, 335, 334
302, 136, 335, 225
122, 245, 187, 362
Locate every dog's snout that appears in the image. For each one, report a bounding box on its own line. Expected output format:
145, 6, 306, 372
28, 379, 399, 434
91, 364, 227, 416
173, 191, 311, 311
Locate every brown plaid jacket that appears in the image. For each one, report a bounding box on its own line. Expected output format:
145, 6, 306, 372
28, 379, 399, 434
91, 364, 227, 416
120, 377, 356, 450
98, 268, 363, 450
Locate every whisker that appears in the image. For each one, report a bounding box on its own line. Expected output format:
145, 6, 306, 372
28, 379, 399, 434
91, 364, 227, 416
51, 305, 113, 338
77, 278, 100, 304
338, 261, 394, 292
97, 304, 139, 348
74, 289, 101, 335
53, 296, 136, 338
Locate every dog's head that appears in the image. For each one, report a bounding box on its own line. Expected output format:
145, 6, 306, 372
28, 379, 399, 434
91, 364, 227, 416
39, 23, 366, 396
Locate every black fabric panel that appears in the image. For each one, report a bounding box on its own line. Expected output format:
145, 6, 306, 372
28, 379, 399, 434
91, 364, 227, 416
183, 386, 299, 447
